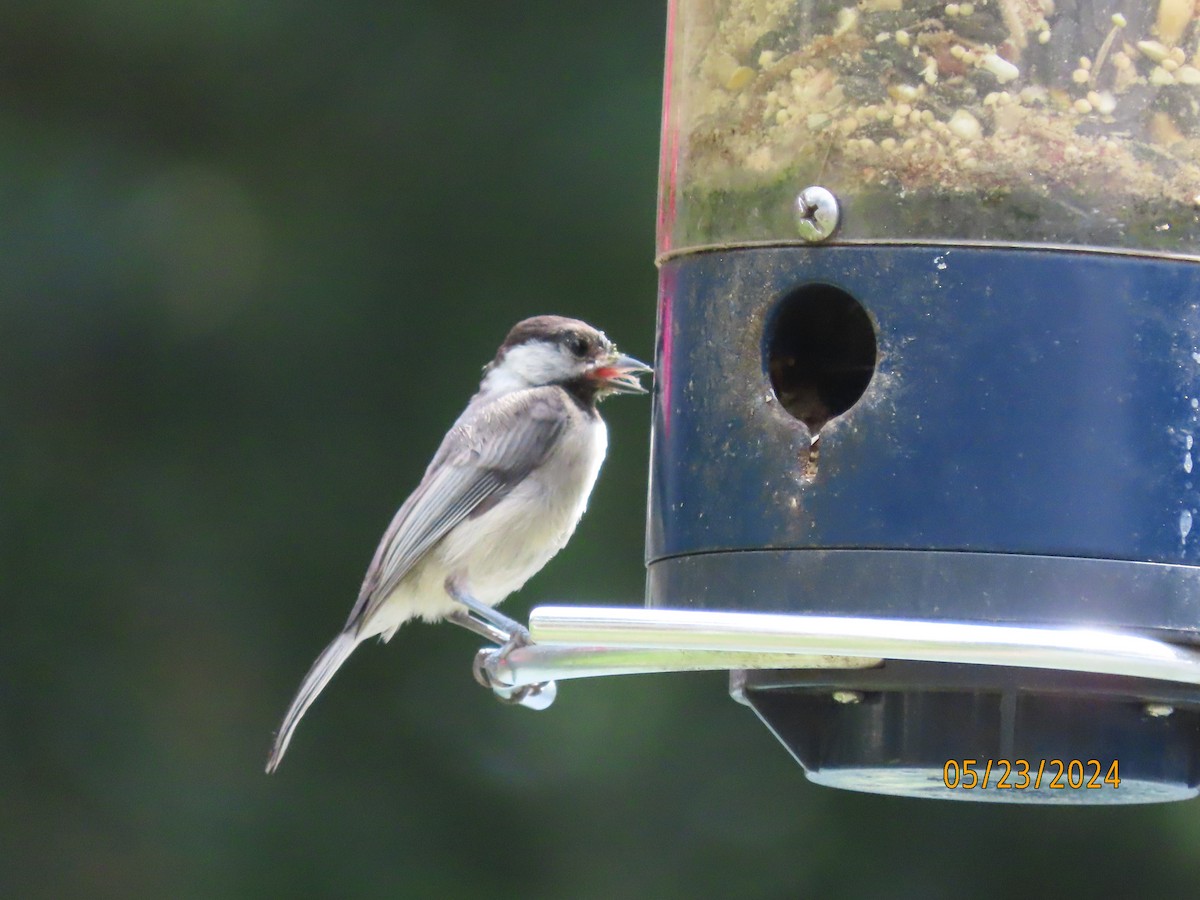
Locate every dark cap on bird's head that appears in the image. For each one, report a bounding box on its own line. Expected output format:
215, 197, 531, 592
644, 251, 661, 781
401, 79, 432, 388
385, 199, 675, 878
495, 315, 609, 361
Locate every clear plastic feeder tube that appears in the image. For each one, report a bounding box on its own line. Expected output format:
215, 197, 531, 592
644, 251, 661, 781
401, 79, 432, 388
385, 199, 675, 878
657, 0, 1200, 257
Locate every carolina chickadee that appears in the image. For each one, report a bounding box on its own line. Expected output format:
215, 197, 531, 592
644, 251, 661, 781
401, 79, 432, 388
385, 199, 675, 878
266, 316, 651, 772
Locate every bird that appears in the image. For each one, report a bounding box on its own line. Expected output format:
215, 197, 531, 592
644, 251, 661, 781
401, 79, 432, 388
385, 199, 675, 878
265, 315, 651, 772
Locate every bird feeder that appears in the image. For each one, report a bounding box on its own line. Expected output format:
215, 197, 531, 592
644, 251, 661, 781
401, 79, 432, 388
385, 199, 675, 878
476, 0, 1200, 805
645, 0, 1200, 803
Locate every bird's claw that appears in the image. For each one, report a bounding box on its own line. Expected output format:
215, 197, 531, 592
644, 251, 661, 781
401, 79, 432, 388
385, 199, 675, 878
472, 646, 498, 689
472, 632, 557, 710
501, 679, 558, 710
471, 626, 530, 687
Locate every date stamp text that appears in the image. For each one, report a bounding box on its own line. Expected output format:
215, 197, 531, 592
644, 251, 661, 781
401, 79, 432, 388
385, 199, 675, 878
942, 759, 1120, 791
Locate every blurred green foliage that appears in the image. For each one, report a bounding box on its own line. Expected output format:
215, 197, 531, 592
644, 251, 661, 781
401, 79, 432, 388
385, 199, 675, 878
4, 2, 1200, 898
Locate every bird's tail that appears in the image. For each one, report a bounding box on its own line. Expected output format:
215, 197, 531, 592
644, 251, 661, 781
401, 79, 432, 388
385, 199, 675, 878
266, 630, 359, 773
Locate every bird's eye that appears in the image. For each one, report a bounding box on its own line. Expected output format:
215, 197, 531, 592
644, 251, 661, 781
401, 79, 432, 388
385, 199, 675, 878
566, 335, 590, 358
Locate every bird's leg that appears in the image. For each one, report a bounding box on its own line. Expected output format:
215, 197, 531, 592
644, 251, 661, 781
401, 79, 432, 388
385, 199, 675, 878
444, 578, 531, 648
447, 609, 510, 646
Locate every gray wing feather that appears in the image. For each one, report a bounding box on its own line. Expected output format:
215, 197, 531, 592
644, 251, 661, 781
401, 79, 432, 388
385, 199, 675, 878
345, 388, 569, 633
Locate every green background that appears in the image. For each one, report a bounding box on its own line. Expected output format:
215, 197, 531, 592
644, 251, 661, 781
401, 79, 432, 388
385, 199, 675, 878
4, 2, 1200, 897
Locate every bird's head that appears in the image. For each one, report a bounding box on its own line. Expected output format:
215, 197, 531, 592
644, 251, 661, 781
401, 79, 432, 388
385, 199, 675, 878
483, 316, 651, 401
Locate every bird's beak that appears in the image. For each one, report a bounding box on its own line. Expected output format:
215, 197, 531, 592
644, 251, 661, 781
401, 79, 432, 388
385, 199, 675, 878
590, 352, 653, 394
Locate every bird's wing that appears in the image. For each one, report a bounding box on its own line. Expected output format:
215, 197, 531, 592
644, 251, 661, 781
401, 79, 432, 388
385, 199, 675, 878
344, 388, 571, 633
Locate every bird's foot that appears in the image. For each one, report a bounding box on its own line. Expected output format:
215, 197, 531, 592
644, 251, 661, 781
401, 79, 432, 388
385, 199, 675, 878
445, 582, 555, 709
471, 625, 531, 688
471, 629, 557, 710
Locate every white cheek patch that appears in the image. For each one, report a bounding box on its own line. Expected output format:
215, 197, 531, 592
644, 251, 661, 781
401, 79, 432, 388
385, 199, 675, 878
502, 342, 574, 385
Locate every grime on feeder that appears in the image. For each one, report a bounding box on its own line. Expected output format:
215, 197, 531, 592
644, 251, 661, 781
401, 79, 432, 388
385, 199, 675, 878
661, 0, 1200, 254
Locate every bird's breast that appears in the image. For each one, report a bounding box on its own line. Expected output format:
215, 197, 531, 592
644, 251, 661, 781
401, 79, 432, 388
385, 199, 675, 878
435, 416, 608, 604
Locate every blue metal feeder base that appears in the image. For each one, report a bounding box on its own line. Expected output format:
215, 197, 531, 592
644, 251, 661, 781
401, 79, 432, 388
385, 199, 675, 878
648, 245, 1200, 802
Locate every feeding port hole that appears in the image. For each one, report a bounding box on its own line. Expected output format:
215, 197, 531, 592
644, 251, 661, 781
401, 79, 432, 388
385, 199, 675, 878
765, 283, 877, 435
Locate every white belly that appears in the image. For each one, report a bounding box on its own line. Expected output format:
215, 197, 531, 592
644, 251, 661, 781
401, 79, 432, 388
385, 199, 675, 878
438, 416, 608, 601
367, 416, 608, 633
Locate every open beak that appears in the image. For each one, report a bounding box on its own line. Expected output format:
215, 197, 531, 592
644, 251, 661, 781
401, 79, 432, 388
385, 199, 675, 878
590, 352, 653, 394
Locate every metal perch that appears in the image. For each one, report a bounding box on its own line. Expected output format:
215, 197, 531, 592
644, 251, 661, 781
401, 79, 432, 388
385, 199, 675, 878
473, 606, 1200, 709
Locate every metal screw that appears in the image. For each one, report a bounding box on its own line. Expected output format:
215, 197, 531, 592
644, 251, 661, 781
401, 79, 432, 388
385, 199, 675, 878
1144, 702, 1175, 718
795, 186, 840, 242
832, 690, 863, 704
